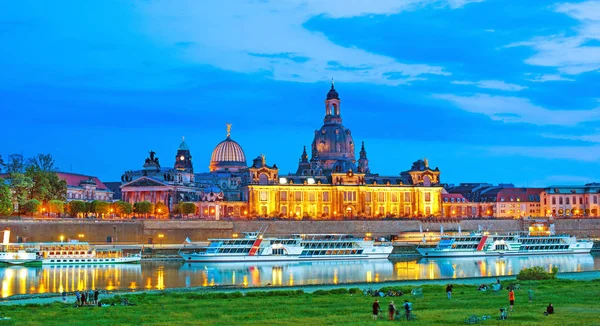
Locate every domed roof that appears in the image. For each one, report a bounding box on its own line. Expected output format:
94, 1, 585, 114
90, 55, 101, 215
326, 81, 339, 100
209, 124, 247, 172
312, 124, 355, 162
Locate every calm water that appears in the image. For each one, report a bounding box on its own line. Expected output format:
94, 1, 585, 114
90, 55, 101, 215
1, 254, 598, 298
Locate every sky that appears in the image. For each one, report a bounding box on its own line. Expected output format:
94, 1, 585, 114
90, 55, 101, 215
1, 0, 600, 187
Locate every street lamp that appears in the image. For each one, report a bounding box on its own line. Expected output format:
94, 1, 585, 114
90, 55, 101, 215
158, 233, 164, 248
59, 235, 64, 243
78, 233, 84, 239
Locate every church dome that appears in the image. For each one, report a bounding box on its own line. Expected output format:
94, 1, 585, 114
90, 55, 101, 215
209, 125, 247, 172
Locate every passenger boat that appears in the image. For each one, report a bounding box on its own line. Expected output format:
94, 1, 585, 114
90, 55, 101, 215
179, 232, 393, 262
0, 242, 141, 266
416, 223, 593, 258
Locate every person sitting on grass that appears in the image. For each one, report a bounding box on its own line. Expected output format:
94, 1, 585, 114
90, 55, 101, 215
544, 303, 554, 316
478, 284, 487, 291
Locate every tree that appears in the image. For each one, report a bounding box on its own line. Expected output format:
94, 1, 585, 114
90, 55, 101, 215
94, 201, 110, 216
22, 199, 41, 215
179, 202, 196, 216
6, 154, 25, 174
155, 202, 168, 217
112, 201, 133, 216
0, 155, 4, 173
47, 200, 64, 215
25, 157, 66, 202
68, 200, 88, 217
27, 154, 58, 172
134, 201, 154, 217
0, 180, 13, 216
6, 173, 33, 209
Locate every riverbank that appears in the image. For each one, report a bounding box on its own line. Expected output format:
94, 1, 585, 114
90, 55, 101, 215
0, 277, 597, 325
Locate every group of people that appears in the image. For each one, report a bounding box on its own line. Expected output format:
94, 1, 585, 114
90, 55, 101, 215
72, 289, 100, 307
372, 299, 413, 321
365, 288, 403, 297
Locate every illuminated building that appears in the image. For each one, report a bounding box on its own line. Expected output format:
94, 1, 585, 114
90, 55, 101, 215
541, 184, 600, 217
57, 172, 114, 202
242, 83, 443, 219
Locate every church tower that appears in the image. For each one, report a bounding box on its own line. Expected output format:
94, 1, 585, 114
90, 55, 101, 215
324, 80, 342, 125
296, 146, 312, 175
358, 141, 370, 174
174, 137, 193, 173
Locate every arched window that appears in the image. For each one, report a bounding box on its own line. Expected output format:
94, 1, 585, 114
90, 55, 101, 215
423, 175, 431, 186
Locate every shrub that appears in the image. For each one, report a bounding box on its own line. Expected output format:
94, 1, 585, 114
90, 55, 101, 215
47, 200, 64, 214
349, 288, 362, 294
329, 288, 348, 294
22, 199, 41, 214
517, 266, 559, 281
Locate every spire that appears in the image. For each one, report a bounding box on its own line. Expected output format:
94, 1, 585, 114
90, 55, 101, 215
300, 146, 308, 163
326, 80, 339, 100
226, 123, 232, 138
359, 141, 367, 159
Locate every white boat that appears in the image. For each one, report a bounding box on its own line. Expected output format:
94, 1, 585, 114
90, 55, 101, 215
180, 232, 393, 262
0, 242, 141, 266
417, 223, 593, 258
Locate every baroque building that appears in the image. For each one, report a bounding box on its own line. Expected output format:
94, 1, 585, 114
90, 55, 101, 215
243, 83, 443, 219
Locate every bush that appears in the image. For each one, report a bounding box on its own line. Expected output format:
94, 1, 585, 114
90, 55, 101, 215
516, 266, 559, 281
349, 288, 361, 294
47, 200, 64, 214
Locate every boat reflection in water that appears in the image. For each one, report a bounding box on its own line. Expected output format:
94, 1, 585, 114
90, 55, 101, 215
0, 264, 142, 298
0, 254, 596, 297
180, 254, 595, 288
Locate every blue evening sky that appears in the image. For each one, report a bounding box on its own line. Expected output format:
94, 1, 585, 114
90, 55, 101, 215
1, 0, 600, 186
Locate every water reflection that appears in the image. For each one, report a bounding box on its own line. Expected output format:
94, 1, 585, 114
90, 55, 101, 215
0, 254, 596, 298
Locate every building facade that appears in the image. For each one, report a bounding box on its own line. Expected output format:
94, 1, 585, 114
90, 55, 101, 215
541, 184, 600, 217
57, 172, 114, 202
243, 83, 443, 219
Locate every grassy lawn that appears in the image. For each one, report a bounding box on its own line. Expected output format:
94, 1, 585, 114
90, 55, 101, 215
1, 279, 599, 325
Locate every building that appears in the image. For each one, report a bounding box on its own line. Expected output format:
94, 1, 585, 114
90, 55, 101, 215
541, 183, 600, 217
242, 83, 443, 219
495, 188, 543, 218
57, 172, 114, 202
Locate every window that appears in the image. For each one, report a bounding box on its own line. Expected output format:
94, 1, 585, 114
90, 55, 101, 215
344, 191, 356, 202
552, 197, 556, 205
280, 191, 287, 201
579, 197, 583, 205
573, 196, 576, 204
425, 206, 431, 216
295, 191, 302, 201
308, 192, 315, 202
259, 191, 268, 201
366, 206, 372, 216
566, 197, 570, 205
404, 206, 411, 216
378, 206, 385, 216
323, 191, 330, 202
594, 196, 598, 204
281, 206, 288, 216
323, 206, 329, 215
559, 197, 563, 205
391, 193, 398, 202
295, 206, 302, 216
365, 192, 371, 202
404, 193, 411, 202
378, 192, 385, 202
424, 192, 431, 202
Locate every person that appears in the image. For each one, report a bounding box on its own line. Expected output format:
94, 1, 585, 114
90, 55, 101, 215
528, 289, 534, 303
499, 308, 507, 320
403, 300, 412, 321
446, 284, 453, 299
62, 291, 66, 302
75, 291, 81, 306
88, 289, 94, 305
478, 284, 487, 291
94, 289, 99, 305
81, 291, 87, 306
388, 301, 396, 321
508, 288, 515, 312
372, 299, 380, 320
545, 303, 554, 316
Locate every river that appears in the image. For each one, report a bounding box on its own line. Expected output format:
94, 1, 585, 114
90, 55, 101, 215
0, 254, 598, 298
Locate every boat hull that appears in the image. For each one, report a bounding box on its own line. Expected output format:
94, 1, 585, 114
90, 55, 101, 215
180, 251, 392, 263
417, 247, 593, 258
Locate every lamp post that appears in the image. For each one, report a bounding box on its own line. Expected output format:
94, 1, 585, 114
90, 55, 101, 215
158, 233, 164, 248
60, 235, 64, 243
113, 226, 117, 248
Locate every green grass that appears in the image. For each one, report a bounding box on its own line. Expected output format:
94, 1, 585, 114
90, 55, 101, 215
2, 279, 600, 325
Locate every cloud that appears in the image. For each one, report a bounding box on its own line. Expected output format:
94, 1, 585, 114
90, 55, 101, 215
485, 144, 600, 162
451, 80, 527, 91
508, 1, 600, 75
540, 131, 600, 143
525, 73, 575, 82
433, 93, 600, 125
138, 0, 483, 85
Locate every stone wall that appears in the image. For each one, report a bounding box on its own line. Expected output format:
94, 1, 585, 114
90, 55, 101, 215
0, 218, 597, 244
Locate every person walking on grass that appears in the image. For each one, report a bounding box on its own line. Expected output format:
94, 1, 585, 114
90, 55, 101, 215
403, 300, 412, 321
372, 299, 380, 320
388, 301, 396, 321
75, 291, 81, 306
446, 284, 453, 299
508, 288, 515, 312
94, 289, 99, 305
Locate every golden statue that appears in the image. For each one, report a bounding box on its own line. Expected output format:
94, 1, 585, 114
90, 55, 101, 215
261, 154, 266, 166
424, 157, 429, 168
226, 123, 232, 138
